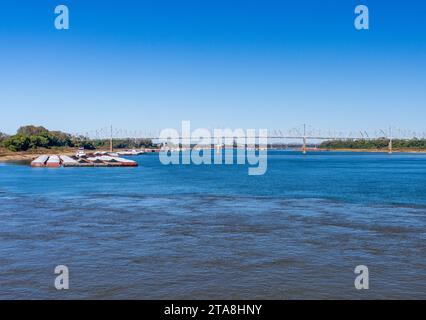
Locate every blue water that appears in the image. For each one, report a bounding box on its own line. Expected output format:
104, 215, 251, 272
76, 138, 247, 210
0, 151, 425, 299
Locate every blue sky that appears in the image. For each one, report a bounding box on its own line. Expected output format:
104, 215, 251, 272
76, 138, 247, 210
0, 0, 425, 135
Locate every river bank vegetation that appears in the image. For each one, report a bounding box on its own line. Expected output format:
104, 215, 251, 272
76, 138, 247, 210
320, 138, 426, 150
0, 126, 154, 152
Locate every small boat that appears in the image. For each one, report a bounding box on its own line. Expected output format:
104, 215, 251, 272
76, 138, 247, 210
45, 155, 61, 168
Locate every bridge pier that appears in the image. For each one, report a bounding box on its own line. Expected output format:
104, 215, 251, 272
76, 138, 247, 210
215, 137, 222, 154
302, 124, 307, 154
302, 137, 307, 154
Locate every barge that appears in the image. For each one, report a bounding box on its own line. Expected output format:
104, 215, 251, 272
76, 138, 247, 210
31, 154, 138, 168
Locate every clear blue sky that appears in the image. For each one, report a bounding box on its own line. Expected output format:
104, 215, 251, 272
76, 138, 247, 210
0, 0, 425, 135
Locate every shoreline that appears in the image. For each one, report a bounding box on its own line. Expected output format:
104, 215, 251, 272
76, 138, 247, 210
0, 148, 116, 163
0, 150, 76, 162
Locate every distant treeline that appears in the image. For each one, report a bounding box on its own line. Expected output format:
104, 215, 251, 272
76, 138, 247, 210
0, 125, 154, 152
320, 138, 426, 150
90, 138, 155, 150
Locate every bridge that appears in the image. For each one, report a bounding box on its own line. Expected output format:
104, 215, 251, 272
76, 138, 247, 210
74, 124, 426, 154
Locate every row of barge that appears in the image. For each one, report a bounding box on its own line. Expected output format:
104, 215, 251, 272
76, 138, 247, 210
31, 154, 138, 168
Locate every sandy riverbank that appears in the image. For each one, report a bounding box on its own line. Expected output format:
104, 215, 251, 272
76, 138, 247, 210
0, 148, 109, 162
0, 149, 74, 162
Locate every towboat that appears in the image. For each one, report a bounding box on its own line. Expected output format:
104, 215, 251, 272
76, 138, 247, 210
75, 147, 86, 158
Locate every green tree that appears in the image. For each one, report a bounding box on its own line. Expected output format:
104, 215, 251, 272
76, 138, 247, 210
2, 125, 156, 151
3, 134, 31, 151
17, 125, 49, 136
28, 135, 50, 149
71, 135, 95, 150
320, 138, 426, 150
48, 131, 73, 147
0, 132, 8, 144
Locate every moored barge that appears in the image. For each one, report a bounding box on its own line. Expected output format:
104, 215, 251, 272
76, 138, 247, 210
31, 154, 138, 168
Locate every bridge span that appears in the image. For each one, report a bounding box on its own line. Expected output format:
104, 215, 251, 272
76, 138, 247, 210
75, 124, 425, 154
